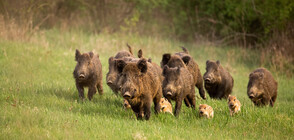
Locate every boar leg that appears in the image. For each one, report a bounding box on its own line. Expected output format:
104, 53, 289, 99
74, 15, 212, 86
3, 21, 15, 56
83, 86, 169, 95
270, 94, 277, 107
132, 105, 142, 120
97, 81, 104, 95
184, 98, 191, 107
174, 97, 183, 117
196, 74, 206, 99
153, 92, 162, 114
144, 102, 152, 120
186, 93, 196, 109
261, 96, 271, 106
76, 84, 85, 100
88, 85, 97, 101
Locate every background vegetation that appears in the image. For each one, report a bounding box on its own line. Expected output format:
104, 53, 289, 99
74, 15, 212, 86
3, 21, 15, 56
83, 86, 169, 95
0, 0, 294, 139
0, 0, 293, 74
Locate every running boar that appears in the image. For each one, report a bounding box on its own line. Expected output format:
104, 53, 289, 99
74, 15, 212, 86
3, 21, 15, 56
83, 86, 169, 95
198, 104, 214, 119
161, 47, 206, 100
247, 68, 278, 107
203, 60, 234, 99
228, 95, 241, 116
73, 49, 103, 100
106, 45, 134, 94
116, 59, 162, 120
162, 65, 196, 117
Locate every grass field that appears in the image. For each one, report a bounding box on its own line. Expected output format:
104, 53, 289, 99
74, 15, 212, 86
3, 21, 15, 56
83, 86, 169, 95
0, 29, 294, 139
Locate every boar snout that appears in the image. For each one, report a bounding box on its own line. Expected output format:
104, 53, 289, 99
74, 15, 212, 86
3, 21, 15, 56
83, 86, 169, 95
166, 91, 172, 98
200, 111, 204, 114
123, 91, 131, 99
107, 80, 113, 85
79, 73, 85, 79
249, 94, 254, 99
248, 91, 255, 99
204, 77, 212, 83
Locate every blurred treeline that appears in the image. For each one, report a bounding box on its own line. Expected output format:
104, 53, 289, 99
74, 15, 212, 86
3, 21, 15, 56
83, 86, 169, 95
0, 0, 293, 58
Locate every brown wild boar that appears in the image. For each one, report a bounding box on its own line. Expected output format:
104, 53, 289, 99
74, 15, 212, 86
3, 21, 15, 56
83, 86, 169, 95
247, 68, 278, 107
116, 59, 162, 120
73, 49, 103, 100
161, 47, 206, 100
106, 46, 134, 94
198, 104, 214, 119
228, 95, 241, 116
162, 65, 196, 117
203, 60, 234, 99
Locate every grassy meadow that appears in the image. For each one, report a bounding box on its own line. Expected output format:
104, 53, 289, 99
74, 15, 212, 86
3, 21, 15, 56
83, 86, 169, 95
0, 29, 294, 139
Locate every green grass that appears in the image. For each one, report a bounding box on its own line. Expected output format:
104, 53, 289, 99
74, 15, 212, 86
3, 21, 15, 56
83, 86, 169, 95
0, 29, 294, 139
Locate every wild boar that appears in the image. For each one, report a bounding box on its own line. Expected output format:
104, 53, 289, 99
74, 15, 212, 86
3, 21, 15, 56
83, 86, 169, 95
162, 65, 196, 117
116, 59, 162, 120
73, 49, 103, 100
161, 47, 206, 100
203, 60, 234, 99
106, 45, 134, 94
247, 68, 278, 107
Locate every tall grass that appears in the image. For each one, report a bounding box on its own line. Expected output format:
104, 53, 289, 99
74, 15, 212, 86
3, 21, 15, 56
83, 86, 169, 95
0, 29, 293, 139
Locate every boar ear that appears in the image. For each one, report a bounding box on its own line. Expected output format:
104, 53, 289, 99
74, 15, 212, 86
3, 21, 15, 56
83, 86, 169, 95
148, 58, 152, 63
138, 49, 143, 58
206, 60, 210, 65
89, 52, 94, 59
75, 49, 81, 61
137, 59, 148, 74
182, 56, 191, 65
161, 53, 171, 67
216, 60, 220, 66
117, 60, 127, 73
108, 57, 114, 64
249, 73, 253, 78
163, 65, 169, 75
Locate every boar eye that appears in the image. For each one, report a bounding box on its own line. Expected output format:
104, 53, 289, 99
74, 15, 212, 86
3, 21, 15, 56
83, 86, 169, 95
204, 107, 206, 109
88, 62, 90, 65
234, 99, 236, 101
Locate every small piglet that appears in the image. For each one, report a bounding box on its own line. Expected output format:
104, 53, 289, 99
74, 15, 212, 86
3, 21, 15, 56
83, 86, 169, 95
73, 49, 103, 100
160, 98, 173, 115
198, 104, 214, 119
162, 65, 196, 117
228, 95, 241, 116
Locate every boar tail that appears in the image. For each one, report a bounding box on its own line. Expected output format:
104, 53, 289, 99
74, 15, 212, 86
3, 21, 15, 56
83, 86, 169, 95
181, 46, 189, 54
126, 43, 133, 55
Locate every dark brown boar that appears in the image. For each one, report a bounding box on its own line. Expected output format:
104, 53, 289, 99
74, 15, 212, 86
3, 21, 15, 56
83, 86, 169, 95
203, 60, 234, 99
247, 68, 278, 107
106, 56, 152, 94
106, 45, 134, 94
116, 59, 162, 120
162, 65, 196, 117
161, 50, 206, 100
73, 49, 103, 100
